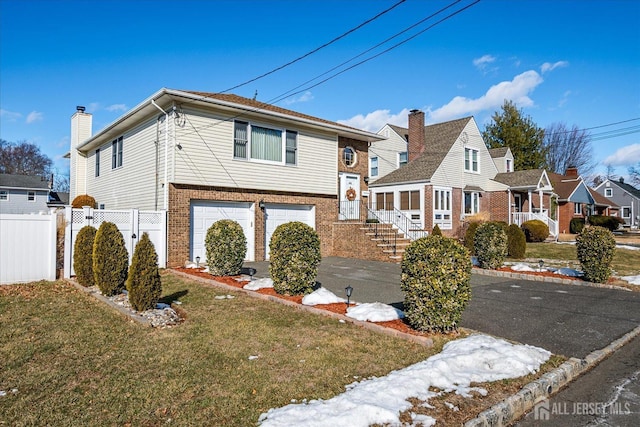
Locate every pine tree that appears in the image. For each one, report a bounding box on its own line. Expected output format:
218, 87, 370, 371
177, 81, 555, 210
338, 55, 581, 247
126, 233, 162, 312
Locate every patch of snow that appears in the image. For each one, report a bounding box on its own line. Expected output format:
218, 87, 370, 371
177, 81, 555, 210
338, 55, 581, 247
202, 266, 210, 273
617, 244, 640, 251
345, 302, 404, 322
444, 401, 459, 411
156, 303, 170, 309
258, 334, 550, 427
248, 355, 259, 360
510, 263, 539, 272
554, 267, 583, 277
244, 278, 274, 291
302, 288, 345, 306
622, 275, 640, 285
214, 295, 235, 300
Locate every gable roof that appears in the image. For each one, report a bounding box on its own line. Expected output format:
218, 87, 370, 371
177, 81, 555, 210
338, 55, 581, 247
548, 172, 582, 200
588, 187, 618, 207
370, 117, 472, 186
387, 124, 409, 140
606, 179, 640, 199
488, 147, 510, 158
492, 169, 547, 188
0, 174, 50, 190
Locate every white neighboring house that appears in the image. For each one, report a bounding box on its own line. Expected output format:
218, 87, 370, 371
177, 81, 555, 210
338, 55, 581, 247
68, 88, 382, 267
368, 124, 408, 183
0, 174, 52, 214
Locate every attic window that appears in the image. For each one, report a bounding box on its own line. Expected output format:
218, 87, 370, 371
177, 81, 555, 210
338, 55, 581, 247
506, 158, 512, 172
342, 146, 356, 167
605, 188, 612, 197
398, 152, 408, 167
464, 148, 479, 172
0, 190, 7, 201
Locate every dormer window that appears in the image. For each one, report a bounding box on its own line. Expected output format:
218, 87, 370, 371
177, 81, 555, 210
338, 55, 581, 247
506, 158, 513, 172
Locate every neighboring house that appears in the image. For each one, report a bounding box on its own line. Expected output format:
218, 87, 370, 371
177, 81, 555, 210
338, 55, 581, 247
594, 178, 640, 228
368, 110, 558, 237
548, 168, 619, 234
47, 191, 69, 210
368, 124, 408, 183
0, 173, 52, 214
68, 88, 382, 267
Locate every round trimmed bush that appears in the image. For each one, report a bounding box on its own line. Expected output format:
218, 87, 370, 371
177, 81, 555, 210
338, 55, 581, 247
93, 221, 129, 296
269, 221, 321, 295
570, 218, 585, 234
431, 224, 443, 236
205, 219, 247, 276
73, 226, 96, 287
474, 222, 508, 269
521, 219, 549, 242
576, 226, 616, 283
506, 223, 526, 259
71, 194, 96, 209
126, 233, 162, 312
463, 221, 482, 255
401, 235, 471, 332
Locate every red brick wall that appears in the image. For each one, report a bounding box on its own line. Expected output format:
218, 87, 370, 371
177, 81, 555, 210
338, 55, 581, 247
486, 191, 509, 222
338, 136, 369, 192
167, 184, 337, 267
332, 223, 402, 263
557, 201, 584, 234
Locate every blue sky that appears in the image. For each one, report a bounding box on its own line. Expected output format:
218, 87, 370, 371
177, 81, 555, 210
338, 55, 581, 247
1, 0, 639, 181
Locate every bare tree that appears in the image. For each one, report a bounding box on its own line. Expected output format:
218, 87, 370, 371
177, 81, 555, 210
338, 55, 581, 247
543, 123, 594, 176
629, 163, 640, 185
0, 139, 53, 177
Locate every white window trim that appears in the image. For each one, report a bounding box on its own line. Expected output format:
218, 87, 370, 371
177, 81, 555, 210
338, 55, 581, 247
464, 147, 479, 173
233, 120, 297, 166
27, 191, 36, 202
505, 158, 513, 172
111, 136, 123, 169
463, 191, 480, 215
622, 206, 631, 218
95, 148, 101, 177
0, 190, 8, 201
398, 151, 408, 168
574, 202, 582, 215
433, 186, 453, 230
342, 146, 357, 167
605, 188, 613, 197
370, 156, 379, 177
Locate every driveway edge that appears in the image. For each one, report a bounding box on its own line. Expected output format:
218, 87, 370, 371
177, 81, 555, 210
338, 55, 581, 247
464, 324, 640, 427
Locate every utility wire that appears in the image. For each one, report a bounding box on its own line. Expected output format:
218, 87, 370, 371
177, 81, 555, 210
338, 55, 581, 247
545, 117, 640, 136
219, 0, 407, 94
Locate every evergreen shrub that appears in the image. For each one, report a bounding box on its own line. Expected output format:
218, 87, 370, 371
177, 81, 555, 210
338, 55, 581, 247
570, 218, 585, 234
400, 235, 471, 332
431, 224, 443, 236
521, 219, 549, 242
126, 233, 162, 311
474, 222, 508, 269
71, 194, 96, 209
576, 226, 616, 283
93, 221, 129, 296
587, 215, 623, 231
205, 220, 247, 276
506, 223, 527, 259
269, 221, 321, 295
463, 221, 482, 255
73, 226, 96, 287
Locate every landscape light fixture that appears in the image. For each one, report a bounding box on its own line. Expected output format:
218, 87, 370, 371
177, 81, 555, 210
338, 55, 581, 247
248, 268, 257, 281
538, 259, 544, 272
196, 256, 200, 268
345, 285, 353, 307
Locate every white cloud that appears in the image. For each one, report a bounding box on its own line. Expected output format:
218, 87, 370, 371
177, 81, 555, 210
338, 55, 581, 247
26, 111, 43, 124
106, 104, 128, 112
283, 91, 314, 105
541, 61, 569, 74
604, 143, 640, 166
426, 70, 543, 123
338, 108, 411, 133
86, 102, 100, 113
0, 109, 22, 122
473, 54, 496, 71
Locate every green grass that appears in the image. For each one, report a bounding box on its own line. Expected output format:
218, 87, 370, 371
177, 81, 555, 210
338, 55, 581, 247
0, 274, 440, 426
524, 242, 640, 276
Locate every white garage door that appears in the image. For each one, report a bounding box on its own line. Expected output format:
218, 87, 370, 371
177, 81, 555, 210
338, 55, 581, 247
264, 204, 315, 259
191, 201, 255, 262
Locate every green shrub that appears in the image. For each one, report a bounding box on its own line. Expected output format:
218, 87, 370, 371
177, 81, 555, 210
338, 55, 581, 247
431, 224, 442, 236
463, 221, 482, 255
474, 222, 508, 269
126, 233, 162, 311
576, 226, 616, 283
269, 222, 321, 295
73, 226, 96, 287
506, 223, 526, 259
93, 221, 129, 296
587, 215, 623, 231
400, 235, 471, 332
205, 220, 247, 276
521, 219, 549, 242
570, 218, 585, 234
71, 194, 96, 209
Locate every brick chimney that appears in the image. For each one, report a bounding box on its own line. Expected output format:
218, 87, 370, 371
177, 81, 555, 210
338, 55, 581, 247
408, 109, 425, 162
564, 166, 578, 178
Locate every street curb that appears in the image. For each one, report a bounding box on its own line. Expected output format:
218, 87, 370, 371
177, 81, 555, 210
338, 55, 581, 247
464, 324, 640, 427
168, 269, 434, 348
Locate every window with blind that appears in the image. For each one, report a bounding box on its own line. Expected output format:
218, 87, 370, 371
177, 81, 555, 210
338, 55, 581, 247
234, 121, 297, 165
400, 190, 420, 210
375, 192, 394, 210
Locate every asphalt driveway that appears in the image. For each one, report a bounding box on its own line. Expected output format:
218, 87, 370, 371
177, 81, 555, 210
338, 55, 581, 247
243, 256, 640, 358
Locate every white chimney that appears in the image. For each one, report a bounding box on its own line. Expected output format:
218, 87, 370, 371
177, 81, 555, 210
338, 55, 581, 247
69, 106, 92, 201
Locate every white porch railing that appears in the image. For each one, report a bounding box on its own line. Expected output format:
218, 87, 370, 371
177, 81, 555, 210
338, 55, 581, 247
512, 212, 558, 237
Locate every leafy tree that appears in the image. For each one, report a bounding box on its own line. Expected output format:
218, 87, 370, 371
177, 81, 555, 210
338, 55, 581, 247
544, 122, 594, 176
0, 139, 53, 177
482, 100, 547, 170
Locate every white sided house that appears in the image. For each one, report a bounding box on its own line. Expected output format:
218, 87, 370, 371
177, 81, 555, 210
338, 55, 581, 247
68, 88, 382, 267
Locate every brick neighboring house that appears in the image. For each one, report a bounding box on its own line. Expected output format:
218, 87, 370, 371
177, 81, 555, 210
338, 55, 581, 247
594, 178, 640, 228
0, 173, 52, 214
68, 88, 382, 267
549, 167, 619, 234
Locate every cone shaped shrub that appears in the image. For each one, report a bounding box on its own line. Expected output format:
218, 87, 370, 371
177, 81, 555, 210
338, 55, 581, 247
474, 222, 508, 269
269, 221, 321, 295
93, 221, 129, 296
401, 235, 471, 332
521, 219, 549, 242
431, 224, 443, 236
73, 226, 96, 287
126, 233, 162, 311
576, 226, 616, 283
506, 223, 526, 259
71, 194, 96, 209
205, 219, 247, 276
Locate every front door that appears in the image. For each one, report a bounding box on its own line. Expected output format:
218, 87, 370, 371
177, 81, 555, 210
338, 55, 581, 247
514, 194, 522, 213
339, 173, 360, 220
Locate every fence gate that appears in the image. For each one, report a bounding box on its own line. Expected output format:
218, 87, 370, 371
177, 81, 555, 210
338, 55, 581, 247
63, 207, 167, 279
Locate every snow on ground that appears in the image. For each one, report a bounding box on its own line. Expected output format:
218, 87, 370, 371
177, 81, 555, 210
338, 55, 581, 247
258, 334, 551, 427
302, 288, 345, 306
622, 275, 640, 285
243, 277, 274, 291
617, 244, 640, 251
346, 302, 404, 322
508, 263, 582, 277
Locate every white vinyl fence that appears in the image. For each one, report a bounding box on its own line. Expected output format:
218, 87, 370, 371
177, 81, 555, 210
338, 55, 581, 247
63, 207, 167, 279
1, 212, 58, 284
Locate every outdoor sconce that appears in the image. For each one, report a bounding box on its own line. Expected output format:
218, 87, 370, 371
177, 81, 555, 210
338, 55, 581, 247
196, 256, 200, 268
258, 200, 265, 210
345, 285, 353, 307
538, 259, 544, 272
248, 268, 257, 281
364, 176, 370, 184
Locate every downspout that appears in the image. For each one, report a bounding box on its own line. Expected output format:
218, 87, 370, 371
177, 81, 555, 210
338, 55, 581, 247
151, 99, 169, 210
507, 188, 512, 225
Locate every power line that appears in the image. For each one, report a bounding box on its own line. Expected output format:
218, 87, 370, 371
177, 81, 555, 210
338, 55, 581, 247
546, 117, 640, 136
219, 0, 407, 94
